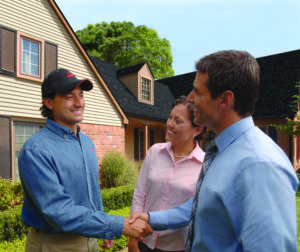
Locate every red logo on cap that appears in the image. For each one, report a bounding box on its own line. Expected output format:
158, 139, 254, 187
66, 73, 74, 78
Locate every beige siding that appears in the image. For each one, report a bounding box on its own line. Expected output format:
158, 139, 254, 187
119, 73, 139, 99
0, 0, 122, 126
138, 64, 154, 104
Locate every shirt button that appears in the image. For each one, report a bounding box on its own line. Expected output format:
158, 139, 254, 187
64, 134, 67, 138
113, 236, 116, 239
69, 130, 73, 134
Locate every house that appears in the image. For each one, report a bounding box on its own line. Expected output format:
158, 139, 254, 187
0, 0, 128, 180
92, 49, 300, 168
91, 57, 173, 161
158, 50, 300, 168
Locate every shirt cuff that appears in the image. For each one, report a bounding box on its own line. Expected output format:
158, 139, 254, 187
103, 215, 125, 240
149, 211, 169, 231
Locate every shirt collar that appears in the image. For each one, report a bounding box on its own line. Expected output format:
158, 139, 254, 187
45, 119, 81, 139
165, 141, 205, 163
215, 116, 255, 153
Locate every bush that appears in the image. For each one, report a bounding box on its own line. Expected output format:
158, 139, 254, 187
101, 185, 134, 212
0, 205, 28, 242
0, 178, 23, 211
0, 207, 131, 252
100, 151, 138, 188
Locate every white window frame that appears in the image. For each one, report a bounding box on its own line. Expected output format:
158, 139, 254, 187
141, 77, 151, 101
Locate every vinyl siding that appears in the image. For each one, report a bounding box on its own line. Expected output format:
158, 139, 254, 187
0, 0, 122, 126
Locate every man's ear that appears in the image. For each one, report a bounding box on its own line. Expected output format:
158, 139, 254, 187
219, 90, 234, 107
43, 98, 53, 110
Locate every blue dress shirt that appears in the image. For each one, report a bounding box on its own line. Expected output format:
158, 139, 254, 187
18, 119, 124, 239
150, 117, 299, 251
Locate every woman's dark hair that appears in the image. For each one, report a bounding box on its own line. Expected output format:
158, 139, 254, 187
171, 96, 207, 142
40, 93, 55, 120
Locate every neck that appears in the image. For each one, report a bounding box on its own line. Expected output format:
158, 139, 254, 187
171, 140, 195, 157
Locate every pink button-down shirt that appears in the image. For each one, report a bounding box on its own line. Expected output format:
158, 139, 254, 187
131, 142, 205, 251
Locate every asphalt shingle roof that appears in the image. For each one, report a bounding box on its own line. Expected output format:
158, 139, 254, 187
91, 49, 300, 121
91, 56, 174, 121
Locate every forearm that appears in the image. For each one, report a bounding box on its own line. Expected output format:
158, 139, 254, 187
149, 197, 193, 230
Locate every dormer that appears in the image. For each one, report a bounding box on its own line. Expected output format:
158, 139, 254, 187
117, 62, 154, 105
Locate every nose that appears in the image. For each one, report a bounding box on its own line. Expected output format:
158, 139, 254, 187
74, 95, 84, 107
167, 118, 174, 128
187, 90, 194, 103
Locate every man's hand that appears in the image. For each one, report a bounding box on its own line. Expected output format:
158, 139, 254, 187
129, 212, 149, 224
123, 217, 153, 241
101, 239, 113, 249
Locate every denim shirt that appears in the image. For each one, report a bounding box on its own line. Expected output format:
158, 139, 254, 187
150, 117, 299, 251
18, 119, 124, 239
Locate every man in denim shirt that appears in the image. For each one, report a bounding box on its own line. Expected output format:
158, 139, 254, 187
18, 68, 152, 252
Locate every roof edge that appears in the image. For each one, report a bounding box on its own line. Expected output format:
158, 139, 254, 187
48, 0, 128, 124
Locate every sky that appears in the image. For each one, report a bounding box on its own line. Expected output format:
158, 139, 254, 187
55, 0, 300, 76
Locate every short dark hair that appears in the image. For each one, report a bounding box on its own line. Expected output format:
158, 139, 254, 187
196, 50, 260, 117
40, 93, 55, 119
172, 96, 207, 142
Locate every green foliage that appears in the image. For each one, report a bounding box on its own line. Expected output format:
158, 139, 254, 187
100, 151, 138, 189
0, 207, 131, 252
101, 185, 134, 212
76, 21, 174, 79
271, 82, 300, 136
0, 178, 23, 211
98, 207, 131, 252
0, 205, 28, 242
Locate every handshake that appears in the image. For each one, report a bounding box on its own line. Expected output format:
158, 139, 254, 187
123, 212, 151, 241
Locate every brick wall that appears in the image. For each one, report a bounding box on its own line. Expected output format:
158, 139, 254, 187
80, 123, 125, 163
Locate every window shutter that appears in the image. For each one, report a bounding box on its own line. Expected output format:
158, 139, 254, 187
44, 42, 57, 77
268, 126, 277, 143
0, 26, 16, 76
150, 129, 154, 147
0, 116, 11, 179
134, 128, 139, 161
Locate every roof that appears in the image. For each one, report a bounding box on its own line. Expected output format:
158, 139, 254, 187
90, 56, 174, 121
160, 50, 300, 119
254, 49, 300, 119
91, 49, 300, 122
117, 62, 146, 77
49, 0, 128, 124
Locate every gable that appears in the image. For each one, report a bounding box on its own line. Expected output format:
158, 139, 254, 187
0, 0, 127, 126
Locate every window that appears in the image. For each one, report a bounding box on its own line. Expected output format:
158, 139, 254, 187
21, 38, 40, 76
14, 123, 43, 180
134, 128, 145, 160
17, 32, 43, 81
141, 77, 151, 101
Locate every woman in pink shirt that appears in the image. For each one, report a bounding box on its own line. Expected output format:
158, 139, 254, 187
128, 96, 206, 252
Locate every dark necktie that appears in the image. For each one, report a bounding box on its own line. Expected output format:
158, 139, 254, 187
185, 141, 218, 252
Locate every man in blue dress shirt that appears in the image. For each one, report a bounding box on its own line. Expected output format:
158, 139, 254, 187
18, 69, 152, 252
130, 50, 299, 251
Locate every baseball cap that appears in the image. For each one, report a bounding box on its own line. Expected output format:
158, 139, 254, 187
42, 68, 93, 98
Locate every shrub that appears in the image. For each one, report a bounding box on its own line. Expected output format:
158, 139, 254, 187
0, 178, 23, 211
101, 185, 134, 212
100, 151, 138, 188
0, 207, 131, 252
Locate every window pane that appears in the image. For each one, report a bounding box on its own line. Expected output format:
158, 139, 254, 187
21, 38, 40, 77
22, 39, 30, 51
14, 123, 43, 180
31, 65, 39, 76
31, 53, 39, 65
31, 42, 39, 54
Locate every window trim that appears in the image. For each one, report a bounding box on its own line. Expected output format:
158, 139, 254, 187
140, 76, 153, 104
16, 32, 44, 82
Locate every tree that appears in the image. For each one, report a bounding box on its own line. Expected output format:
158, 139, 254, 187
76, 21, 174, 79
272, 82, 300, 136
